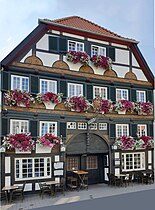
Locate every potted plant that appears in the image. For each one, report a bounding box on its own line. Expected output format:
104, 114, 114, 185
134, 101, 153, 115
114, 100, 134, 114
4, 89, 34, 107
66, 50, 89, 65
113, 136, 135, 150
36, 92, 63, 109
136, 136, 154, 149
2, 133, 34, 152
64, 95, 92, 113
90, 55, 112, 70
92, 97, 113, 114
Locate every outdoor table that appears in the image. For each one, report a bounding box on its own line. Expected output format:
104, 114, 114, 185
73, 170, 88, 189
115, 174, 129, 187
2, 185, 19, 203
44, 180, 60, 196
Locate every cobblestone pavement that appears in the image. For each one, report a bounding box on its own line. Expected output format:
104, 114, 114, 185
1, 183, 155, 210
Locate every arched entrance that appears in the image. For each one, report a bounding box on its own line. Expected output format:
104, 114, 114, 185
66, 133, 110, 184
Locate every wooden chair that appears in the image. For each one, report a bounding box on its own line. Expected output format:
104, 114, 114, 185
124, 173, 134, 186
55, 178, 65, 195
0, 190, 8, 204
11, 182, 26, 202
67, 177, 78, 191
110, 174, 122, 187
38, 181, 51, 199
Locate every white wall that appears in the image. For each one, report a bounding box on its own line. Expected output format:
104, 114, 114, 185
115, 49, 129, 65
132, 68, 147, 81
36, 52, 59, 67
20, 50, 32, 62
112, 65, 129, 78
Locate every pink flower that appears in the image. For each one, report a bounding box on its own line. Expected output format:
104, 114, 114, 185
66, 51, 89, 65
36, 92, 63, 104
37, 134, 60, 148
90, 55, 112, 70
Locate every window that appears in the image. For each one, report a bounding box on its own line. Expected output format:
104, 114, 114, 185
136, 90, 146, 102
40, 79, 57, 94
15, 157, 51, 180
11, 75, 29, 92
116, 124, 129, 137
137, 125, 147, 137
78, 122, 87, 130
99, 123, 107, 130
10, 119, 29, 134
67, 157, 79, 171
68, 83, 83, 97
93, 86, 107, 99
122, 152, 145, 171
86, 156, 98, 169
91, 45, 106, 56
116, 89, 128, 100
89, 123, 97, 130
40, 121, 57, 136
67, 122, 76, 129
68, 40, 84, 52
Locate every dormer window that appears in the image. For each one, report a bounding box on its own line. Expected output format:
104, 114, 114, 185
68, 40, 84, 52
91, 45, 106, 56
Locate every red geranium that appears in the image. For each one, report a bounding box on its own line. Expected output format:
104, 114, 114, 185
37, 134, 60, 148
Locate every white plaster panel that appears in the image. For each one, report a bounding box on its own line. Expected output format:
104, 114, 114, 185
5, 157, 10, 173
62, 32, 84, 40
132, 53, 140, 67
106, 155, 109, 166
148, 165, 152, 169
115, 152, 120, 159
5, 176, 11, 186
132, 68, 147, 81
89, 62, 105, 75
20, 50, 32, 62
36, 52, 59, 67
15, 149, 31, 154
35, 183, 40, 191
63, 56, 81, 71
112, 65, 129, 78
111, 43, 128, 49
87, 38, 109, 45
55, 177, 60, 183
35, 144, 51, 154
115, 160, 120, 165
55, 155, 60, 162
115, 49, 129, 65
52, 30, 60, 35
148, 151, 152, 163
36, 34, 49, 50
115, 168, 120, 175
104, 168, 109, 181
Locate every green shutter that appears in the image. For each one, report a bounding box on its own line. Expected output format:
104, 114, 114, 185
110, 86, 116, 101
108, 47, 115, 61
85, 42, 91, 56
87, 85, 93, 100
59, 38, 67, 53
131, 124, 137, 137
131, 89, 136, 102
30, 120, 38, 137
2, 118, 8, 136
30, 76, 38, 94
110, 124, 115, 138
2, 72, 8, 90
147, 90, 153, 102
60, 81, 67, 98
49, 36, 58, 52
60, 122, 66, 138
148, 124, 153, 137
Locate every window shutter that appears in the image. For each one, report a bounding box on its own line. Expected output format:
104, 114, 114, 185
87, 85, 93, 100
131, 124, 137, 137
148, 124, 153, 137
60, 81, 67, 98
110, 124, 115, 138
30, 76, 38, 94
147, 90, 153, 102
2, 72, 8, 90
131, 89, 136, 102
30, 120, 38, 137
110, 86, 116, 101
49, 36, 58, 52
108, 47, 115, 61
85, 42, 91, 56
59, 38, 67, 53
2, 118, 8, 136
60, 122, 66, 138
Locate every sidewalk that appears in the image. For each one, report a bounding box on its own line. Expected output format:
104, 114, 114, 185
1, 183, 155, 210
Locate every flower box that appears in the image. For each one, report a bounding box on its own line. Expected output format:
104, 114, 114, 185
15, 148, 31, 154
117, 110, 126, 115
134, 101, 153, 115
90, 55, 112, 70
35, 143, 51, 153
36, 134, 60, 149
114, 100, 134, 114
43, 101, 56, 110
66, 50, 89, 65
92, 97, 113, 114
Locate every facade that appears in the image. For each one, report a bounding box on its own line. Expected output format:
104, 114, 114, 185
0, 16, 154, 192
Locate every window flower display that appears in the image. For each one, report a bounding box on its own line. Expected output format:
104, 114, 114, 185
134, 101, 153, 115
113, 136, 136, 150
36, 92, 63, 109
3, 133, 34, 151
92, 97, 113, 114
136, 136, 154, 149
90, 55, 112, 70
64, 95, 92, 112
66, 50, 89, 65
36, 133, 60, 148
4, 89, 34, 107
114, 100, 134, 114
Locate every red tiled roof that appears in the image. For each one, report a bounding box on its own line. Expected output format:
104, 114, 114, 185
44, 16, 136, 41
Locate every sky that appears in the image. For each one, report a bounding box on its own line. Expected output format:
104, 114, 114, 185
0, 0, 154, 75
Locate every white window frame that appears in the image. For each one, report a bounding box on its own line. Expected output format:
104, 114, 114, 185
116, 124, 129, 137
136, 90, 146, 102
40, 121, 57, 136
86, 156, 98, 169
89, 123, 97, 130
93, 86, 107, 99
116, 88, 128, 101
67, 122, 76, 129
78, 122, 87, 130
10, 119, 29, 134
99, 123, 107, 130
122, 152, 145, 171
137, 124, 147, 137
11, 75, 29, 91
15, 157, 51, 181
40, 79, 57, 94
68, 40, 84, 52
91, 45, 106, 57
68, 83, 83, 97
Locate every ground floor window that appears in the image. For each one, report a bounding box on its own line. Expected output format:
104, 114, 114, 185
86, 156, 98, 169
15, 157, 51, 180
122, 152, 145, 171
67, 157, 79, 171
